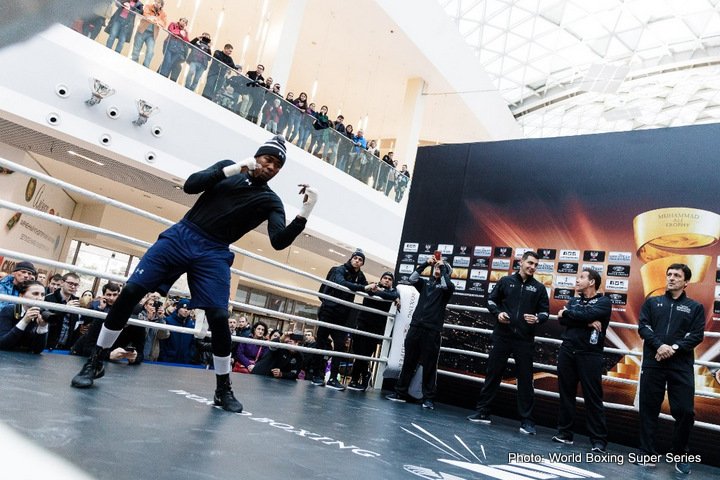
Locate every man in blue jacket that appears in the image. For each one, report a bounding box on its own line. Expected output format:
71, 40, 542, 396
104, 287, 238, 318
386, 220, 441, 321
71, 135, 318, 414
158, 298, 196, 364
553, 268, 611, 452
468, 250, 549, 434
635, 263, 705, 475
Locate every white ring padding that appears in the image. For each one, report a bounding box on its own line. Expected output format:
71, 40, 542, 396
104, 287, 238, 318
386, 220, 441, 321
0, 421, 95, 480
0, 157, 392, 303
438, 369, 720, 430
0, 294, 387, 364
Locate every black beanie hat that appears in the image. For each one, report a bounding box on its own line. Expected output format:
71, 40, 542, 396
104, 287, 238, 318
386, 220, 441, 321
381, 271, 394, 281
255, 134, 287, 165
350, 249, 365, 263
13, 261, 37, 276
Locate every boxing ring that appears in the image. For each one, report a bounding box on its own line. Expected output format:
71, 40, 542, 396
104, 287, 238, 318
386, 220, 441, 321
1, 156, 720, 479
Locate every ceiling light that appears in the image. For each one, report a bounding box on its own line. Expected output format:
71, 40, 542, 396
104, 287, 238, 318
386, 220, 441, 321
67, 150, 104, 166
133, 99, 159, 126
85, 78, 115, 106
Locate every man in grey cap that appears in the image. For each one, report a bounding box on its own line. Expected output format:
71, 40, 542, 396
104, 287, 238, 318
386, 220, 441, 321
71, 135, 318, 415
0, 261, 37, 309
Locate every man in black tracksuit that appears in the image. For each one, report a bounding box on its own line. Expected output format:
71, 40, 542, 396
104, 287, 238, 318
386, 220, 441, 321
386, 257, 455, 409
636, 263, 705, 474
553, 268, 611, 452
70, 135, 318, 415
347, 271, 399, 391
468, 250, 549, 434
311, 250, 373, 390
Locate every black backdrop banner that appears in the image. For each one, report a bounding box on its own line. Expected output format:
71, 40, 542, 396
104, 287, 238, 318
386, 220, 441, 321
396, 122, 720, 426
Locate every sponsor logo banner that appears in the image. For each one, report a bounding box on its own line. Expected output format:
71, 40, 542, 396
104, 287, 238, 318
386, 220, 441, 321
557, 262, 578, 274
537, 248, 557, 260
471, 257, 489, 268
493, 246, 512, 258
606, 278, 629, 291
491, 258, 511, 270
398, 264, 415, 274
537, 261, 555, 273
450, 279, 466, 290
401, 253, 416, 263
438, 244, 454, 255
583, 250, 606, 262
489, 271, 509, 282
488, 282, 497, 294
715, 285, 720, 300
716, 270, 720, 283
609, 251, 632, 263
417, 254, 433, 264
555, 275, 577, 288
403, 242, 419, 253
514, 247, 533, 259
714, 301, 720, 315
452, 256, 470, 267
469, 269, 488, 281
607, 264, 631, 277
512, 259, 520, 270
607, 292, 627, 305
582, 263, 604, 273
554, 288, 574, 301
473, 246, 492, 257
467, 282, 486, 294
559, 249, 580, 261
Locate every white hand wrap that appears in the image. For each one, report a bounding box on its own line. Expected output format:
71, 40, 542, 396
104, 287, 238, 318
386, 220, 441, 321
222, 157, 258, 177
298, 186, 318, 219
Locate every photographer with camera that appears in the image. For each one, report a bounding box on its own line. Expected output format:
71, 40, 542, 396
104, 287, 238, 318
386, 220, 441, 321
71, 282, 146, 364
139, 293, 170, 361
0, 281, 49, 353
43, 272, 82, 350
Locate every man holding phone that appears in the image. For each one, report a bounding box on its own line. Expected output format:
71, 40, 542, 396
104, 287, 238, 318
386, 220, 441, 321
468, 250, 549, 434
71, 135, 318, 415
386, 253, 455, 409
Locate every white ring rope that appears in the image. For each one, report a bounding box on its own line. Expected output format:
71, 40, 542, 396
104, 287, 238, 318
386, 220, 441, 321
0, 196, 395, 317
227, 299, 390, 341
2, 158, 718, 398
0, 157, 392, 303
437, 370, 720, 429
0, 247, 391, 342
0, 294, 387, 364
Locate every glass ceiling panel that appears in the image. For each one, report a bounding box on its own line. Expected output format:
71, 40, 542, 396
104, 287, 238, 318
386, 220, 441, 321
438, 0, 720, 137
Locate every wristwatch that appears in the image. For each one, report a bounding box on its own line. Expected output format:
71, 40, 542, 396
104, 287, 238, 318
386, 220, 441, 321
672, 344, 679, 351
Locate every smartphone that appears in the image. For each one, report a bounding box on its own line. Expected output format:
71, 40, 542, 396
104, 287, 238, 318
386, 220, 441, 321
433, 250, 442, 261
124, 346, 136, 353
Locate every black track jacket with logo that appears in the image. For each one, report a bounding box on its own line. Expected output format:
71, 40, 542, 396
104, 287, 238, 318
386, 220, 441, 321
559, 293, 611, 353
638, 291, 705, 371
408, 262, 455, 331
487, 272, 549, 341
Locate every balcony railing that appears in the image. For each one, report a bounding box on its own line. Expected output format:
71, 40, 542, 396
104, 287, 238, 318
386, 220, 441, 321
69, 1, 411, 203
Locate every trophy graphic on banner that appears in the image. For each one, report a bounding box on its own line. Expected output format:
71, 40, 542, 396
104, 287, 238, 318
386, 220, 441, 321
633, 207, 720, 297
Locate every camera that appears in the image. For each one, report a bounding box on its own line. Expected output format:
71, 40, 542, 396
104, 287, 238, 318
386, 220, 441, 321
153, 300, 163, 310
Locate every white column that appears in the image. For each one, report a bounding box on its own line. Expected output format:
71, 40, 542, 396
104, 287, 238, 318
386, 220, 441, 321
265, 0, 307, 91
395, 77, 426, 172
